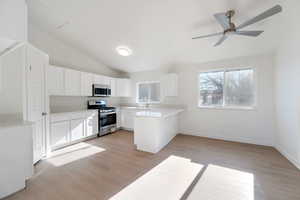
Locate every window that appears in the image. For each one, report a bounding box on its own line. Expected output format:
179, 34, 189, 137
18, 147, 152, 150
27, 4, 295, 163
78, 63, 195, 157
199, 68, 255, 109
137, 81, 160, 103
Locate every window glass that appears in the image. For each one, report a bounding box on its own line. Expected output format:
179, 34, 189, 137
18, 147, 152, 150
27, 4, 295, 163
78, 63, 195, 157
137, 82, 160, 103
225, 69, 254, 107
199, 68, 255, 108
199, 71, 224, 106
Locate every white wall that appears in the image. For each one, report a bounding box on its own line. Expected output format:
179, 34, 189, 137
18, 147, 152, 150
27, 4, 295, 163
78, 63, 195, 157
28, 24, 121, 77
0, 0, 27, 41
175, 54, 276, 146
0, 45, 26, 116
274, 1, 300, 169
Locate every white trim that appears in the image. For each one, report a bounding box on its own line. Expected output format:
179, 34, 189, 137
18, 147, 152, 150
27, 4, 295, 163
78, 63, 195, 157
276, 145, 300, 170
181, 130, 274, 147
197, 67, 257, 110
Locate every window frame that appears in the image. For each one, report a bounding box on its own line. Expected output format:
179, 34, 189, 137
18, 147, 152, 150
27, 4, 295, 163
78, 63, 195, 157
136, 81, 161, 104
197, 67, 257, 110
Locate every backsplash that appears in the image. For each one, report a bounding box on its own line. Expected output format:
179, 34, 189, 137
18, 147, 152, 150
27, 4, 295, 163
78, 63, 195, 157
49, 96, 121, 113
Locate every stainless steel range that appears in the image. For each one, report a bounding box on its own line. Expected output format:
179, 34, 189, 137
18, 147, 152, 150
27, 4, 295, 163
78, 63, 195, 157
87, 100, 117, 136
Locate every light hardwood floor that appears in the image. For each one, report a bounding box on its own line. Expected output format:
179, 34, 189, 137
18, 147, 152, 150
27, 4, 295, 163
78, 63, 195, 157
4, 130, 300, 200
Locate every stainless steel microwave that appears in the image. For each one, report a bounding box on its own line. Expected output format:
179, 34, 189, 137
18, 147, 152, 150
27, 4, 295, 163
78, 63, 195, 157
93, 84, 111, 97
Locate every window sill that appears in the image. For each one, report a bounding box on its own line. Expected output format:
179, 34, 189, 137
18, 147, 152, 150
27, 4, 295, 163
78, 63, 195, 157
197, 106, 256, 111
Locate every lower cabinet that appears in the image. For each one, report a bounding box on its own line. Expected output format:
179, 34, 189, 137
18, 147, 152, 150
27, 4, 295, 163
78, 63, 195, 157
50, 111, 98, 150
70, 119, 85, 142
121, 110, 135, 130
50, 121, 69, 147
86, 112, 98, 137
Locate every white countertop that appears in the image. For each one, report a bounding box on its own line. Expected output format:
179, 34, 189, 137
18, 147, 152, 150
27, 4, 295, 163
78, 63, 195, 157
135, 108, 184, 118
50, 109, 98, 115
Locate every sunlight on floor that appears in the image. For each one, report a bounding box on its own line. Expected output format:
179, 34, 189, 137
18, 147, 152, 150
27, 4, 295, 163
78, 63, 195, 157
109, 155, 203, 200
47, 142, 106, 167
187, 164, 254, 200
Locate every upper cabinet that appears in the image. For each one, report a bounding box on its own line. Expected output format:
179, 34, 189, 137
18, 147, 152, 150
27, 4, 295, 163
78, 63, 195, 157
47, 65, 65, 96
46, 65, 132, 97
64, 68, 81, 96
161, 73, 178, 97
116, 78, 131, 97
81, 72, 93, 96
94, 74, 110, 85
110, 78, 117, 97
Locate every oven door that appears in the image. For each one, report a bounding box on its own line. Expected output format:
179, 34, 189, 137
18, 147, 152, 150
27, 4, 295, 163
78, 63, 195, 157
99, 112, 117, 128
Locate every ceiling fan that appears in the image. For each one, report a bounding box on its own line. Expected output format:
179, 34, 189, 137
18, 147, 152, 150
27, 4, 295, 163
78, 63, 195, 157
192, 5, 282, 46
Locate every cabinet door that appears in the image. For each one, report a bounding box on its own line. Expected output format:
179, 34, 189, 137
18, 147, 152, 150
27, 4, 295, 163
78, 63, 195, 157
70, 119, 85, 142
81, 72, 93, 96
117, 78, 131, 97
86, 112, 98, 137
121, 111, 135, 130
110, 78, 116, 96
65, 69, 81, 96
51, 121, 69, 147
116, 108, 121, 128
47, 65, 65, 95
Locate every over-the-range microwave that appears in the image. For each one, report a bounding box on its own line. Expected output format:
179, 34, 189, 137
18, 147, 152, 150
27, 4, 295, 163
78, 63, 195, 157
93, 84, 111, 97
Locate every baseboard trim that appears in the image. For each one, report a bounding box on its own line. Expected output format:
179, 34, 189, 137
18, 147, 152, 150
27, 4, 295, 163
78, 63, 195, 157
181, 130, 274, 147
276, 145, 300, 170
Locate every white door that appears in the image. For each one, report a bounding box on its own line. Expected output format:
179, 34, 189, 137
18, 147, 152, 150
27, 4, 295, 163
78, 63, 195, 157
26, 45, 47, 164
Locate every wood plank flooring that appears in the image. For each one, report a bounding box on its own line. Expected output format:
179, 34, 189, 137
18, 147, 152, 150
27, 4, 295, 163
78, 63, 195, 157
4, 130, 300, 200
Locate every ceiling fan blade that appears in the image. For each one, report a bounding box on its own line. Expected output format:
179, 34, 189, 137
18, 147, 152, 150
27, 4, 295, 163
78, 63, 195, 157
214, 13, 230, 29
192, 32, 223, 40
234, 30, 264, 37
236, 5, 282, 30
214, 35, 228, 46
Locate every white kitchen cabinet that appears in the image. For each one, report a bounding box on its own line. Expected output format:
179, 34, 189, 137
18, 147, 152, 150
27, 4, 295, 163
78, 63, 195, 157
110, 78, 117, 96
65, 68, 81, 96
50, 121, 69, 147
121, 110, 135, 130
116, 108, 121, 128
81, 72, 94, 96
86, 111, 98, 137
47, 65, 65, 96
94, 74, 110, 85
70, 119, 85, 142
116, 78, 131, 97
50, 110, 98, 149
161, 73, 178, 97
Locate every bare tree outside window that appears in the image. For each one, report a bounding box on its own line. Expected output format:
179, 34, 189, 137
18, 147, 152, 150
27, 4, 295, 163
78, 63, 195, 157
199, 71, 224, 106
199, 68, 255, 108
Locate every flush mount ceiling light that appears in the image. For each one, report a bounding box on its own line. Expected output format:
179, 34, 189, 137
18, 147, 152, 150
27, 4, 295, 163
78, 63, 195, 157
116, 46, 132, 56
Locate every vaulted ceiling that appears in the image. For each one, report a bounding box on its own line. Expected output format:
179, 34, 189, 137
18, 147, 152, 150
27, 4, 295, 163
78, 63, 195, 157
28, 0, 283, 73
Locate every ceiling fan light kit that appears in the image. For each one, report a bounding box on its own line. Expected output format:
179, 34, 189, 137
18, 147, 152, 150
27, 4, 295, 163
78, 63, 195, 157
193, 5, 283, 46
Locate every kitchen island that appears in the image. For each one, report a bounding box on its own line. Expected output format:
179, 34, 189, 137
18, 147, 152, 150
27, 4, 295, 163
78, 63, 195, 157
134, 108, 184, 153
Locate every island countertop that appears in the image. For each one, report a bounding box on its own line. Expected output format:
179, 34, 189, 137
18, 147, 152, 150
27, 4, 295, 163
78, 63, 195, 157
135, 108, 184, 119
